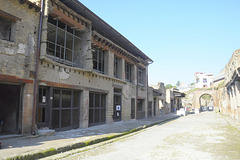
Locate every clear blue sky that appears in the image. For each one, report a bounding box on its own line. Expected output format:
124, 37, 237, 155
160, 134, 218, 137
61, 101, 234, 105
80, 0, 240, 86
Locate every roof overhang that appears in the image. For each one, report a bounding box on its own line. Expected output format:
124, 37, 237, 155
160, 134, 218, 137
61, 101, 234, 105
60, 0, 153, 63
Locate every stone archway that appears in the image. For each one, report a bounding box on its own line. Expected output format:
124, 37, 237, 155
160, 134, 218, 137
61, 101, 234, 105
193, 90, 218, 110
199, 93, 213, 109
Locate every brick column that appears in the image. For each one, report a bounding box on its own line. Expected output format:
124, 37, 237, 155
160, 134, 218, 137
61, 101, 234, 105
22, 83, 34, 134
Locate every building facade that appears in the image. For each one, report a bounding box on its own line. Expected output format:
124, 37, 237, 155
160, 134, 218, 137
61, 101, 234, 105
194, 72, 213, 88
149, 82, 169, 115
0, 0, 153, 135
224, 49, 240, 124
37, 0, 154, 131
0, 0, 41, 134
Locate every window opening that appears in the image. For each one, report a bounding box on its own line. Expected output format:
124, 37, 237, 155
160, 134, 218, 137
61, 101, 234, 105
125, 62, 132, 82
0, 16, 12, 41
138, 67, 144, 85
92, 46, 104, 74
47, 16, 83, 67
114, 56, 121, 78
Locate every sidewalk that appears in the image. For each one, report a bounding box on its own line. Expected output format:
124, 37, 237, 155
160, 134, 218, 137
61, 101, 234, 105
0, 113, 179, 160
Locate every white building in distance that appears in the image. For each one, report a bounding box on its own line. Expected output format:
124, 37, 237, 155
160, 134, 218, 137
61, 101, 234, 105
194, 72, 213, 88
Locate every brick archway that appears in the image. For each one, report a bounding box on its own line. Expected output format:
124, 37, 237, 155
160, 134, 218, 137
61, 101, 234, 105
193, 90, 218, 109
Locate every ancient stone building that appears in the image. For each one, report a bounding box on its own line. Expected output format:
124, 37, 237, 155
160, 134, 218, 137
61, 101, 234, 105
0, 0, 153, 135
149, 82, 169, 116
36, 0, 152, 132
0, 0, 41, 134
225, 49, 240, 124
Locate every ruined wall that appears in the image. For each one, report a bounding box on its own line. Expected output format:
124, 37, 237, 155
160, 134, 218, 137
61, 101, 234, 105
0, 0, 39, 79
0, 0, 40, 134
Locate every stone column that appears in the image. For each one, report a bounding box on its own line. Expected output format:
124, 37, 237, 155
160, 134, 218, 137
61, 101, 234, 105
80, 89, 89, 128
120, 58, 125, 80
82, 28, 92, 70
106, 87, 114, 124
133, 65, 137, 85
235, 81, 240, 123
106, 51, 114, 77
122, 85, 131, 121
40, 0, 49, 59
22, 83, 34, 134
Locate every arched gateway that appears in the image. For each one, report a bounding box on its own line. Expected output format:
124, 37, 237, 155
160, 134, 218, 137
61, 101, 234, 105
193, 90, 218, 111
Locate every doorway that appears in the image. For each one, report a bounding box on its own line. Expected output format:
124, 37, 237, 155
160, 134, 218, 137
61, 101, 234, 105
148, 102, 152, 118
0, 84, 21, 134
131, 98, 135, 119
113, 88, 122, 122
153, 98, 156, 116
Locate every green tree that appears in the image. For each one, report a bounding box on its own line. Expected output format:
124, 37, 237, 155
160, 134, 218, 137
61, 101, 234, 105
176, 81, 180, 87
165, 84, 173, 89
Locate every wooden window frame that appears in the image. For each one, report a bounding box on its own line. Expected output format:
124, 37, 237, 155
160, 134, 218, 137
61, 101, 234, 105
92, 46, 105, 74
138, 67, 145, 86
46, 16, 83, 67
51, 88, 80, 130
125, 62, 132, 82
89, 92, 106, 126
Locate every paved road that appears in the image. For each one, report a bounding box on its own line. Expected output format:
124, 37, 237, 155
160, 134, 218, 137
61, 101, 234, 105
61, 112, 240, 160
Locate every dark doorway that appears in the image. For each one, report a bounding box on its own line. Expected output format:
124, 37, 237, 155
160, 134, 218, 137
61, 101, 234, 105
131, 98, 135, 119
171, 100, 174, 113
148, 102, 152, 118
113, 88, 122, 122
153, 98, 156, 116
0, 84, 21, 134
137, 99, 145, 119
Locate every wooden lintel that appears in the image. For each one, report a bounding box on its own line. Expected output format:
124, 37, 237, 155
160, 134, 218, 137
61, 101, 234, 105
39, 80, 82, 90
50, 6, 84, 30
0, 10, 21, 21
0, 74, 33, 84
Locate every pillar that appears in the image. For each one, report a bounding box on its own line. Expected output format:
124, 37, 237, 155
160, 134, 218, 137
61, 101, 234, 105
22, 83, 34, 134
80, 89, 89, 128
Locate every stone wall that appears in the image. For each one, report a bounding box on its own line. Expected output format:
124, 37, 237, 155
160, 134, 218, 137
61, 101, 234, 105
0, 0, 40, 134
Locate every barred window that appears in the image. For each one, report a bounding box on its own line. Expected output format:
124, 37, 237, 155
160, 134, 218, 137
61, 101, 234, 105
0, 16, 12, 41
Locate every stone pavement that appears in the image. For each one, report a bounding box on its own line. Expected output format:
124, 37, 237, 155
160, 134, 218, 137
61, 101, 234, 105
0, 113, 179, 160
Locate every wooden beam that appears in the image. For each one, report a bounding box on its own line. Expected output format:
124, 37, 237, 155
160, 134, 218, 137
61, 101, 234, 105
0, 74, 33, 84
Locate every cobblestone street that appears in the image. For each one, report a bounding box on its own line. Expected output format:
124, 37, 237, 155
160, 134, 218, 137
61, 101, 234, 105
61, 112, 240, 160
